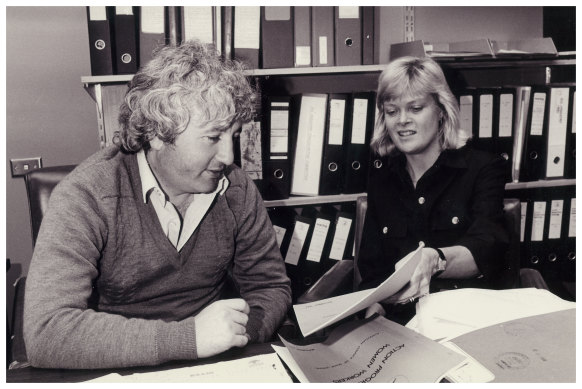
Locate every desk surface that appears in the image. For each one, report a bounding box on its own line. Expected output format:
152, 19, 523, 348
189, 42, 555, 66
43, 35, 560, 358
6, 342, 282, 383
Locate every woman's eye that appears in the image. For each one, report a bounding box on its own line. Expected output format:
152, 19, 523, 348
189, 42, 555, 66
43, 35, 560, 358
411, 106, 423, 113
385, 109, 397, 116
206, 136, 220, 143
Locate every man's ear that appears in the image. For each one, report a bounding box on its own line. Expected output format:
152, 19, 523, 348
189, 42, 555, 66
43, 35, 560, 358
149, 136, 164, 151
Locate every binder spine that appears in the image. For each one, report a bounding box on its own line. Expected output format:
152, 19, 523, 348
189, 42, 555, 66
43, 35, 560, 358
87, 6, 114, 76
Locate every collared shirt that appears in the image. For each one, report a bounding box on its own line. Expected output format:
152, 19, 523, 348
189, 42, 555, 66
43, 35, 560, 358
136, 149, 229, 251
358, 145, 509, 290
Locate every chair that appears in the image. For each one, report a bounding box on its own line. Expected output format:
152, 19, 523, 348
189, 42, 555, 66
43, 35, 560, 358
8, 165, 76, 369
298, 196, 548, 305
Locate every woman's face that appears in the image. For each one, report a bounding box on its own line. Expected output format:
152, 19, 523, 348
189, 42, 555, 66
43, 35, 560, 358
383, 93, 442, 157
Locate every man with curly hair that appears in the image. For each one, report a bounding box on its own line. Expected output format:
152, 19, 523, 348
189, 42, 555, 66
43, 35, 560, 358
24, 40, 291, 369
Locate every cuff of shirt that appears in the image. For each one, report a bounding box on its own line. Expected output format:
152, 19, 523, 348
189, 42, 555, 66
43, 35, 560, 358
155, 318, 198, 363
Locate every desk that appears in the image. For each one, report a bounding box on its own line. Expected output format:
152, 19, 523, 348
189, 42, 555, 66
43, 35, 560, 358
6, 342, 284, 383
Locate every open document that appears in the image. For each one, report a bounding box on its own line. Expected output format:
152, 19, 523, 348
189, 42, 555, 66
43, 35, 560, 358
276, 315, 466, 383
293, 244, 423, 336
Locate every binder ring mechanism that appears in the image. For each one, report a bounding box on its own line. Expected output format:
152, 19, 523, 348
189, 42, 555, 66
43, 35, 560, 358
548, 253, 558, 263
529, 151, 538, 160
351, 161, 361, 171
273, 169, 284, 180
345, 37, 353, 47
530, 255, 540, 265
567, 252, 576, 261
328, 162, 338, 172
373, 159, 383, 169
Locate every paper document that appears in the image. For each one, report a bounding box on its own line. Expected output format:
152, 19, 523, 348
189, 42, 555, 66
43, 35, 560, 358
85, 353, 293, 383
278, 315, 466, 383
293, 244, 423, 336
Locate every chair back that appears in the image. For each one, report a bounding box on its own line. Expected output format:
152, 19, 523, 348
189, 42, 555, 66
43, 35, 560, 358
352, 197, 521, 290
24, 165, 76, 246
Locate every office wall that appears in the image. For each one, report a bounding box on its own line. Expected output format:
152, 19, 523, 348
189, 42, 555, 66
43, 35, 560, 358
6, 7, 99, 322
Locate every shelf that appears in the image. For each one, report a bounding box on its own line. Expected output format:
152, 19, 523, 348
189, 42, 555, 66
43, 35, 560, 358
263, 179, 576, 207
80, 52, 575, 84
264, 193, 366, 208
505, 178, 576, 190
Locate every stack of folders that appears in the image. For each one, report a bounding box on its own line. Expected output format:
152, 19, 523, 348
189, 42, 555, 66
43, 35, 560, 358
287, 92, 376, 199
87, 6, 376, 75
268, 204, 355, 302
454, 83, 576, 183
515, 185, 576, 284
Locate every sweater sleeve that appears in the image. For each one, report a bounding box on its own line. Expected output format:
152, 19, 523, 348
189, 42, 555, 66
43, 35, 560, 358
23, 175, 198, 369
228, 172, 292, 343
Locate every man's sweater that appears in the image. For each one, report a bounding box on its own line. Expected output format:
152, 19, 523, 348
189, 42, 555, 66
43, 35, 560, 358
23, 146, 291, 369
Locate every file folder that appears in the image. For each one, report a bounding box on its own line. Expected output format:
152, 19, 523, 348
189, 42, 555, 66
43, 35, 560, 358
510, 86, 532, 183
112, 6, 138, 75
544, 86, 571, 179
181, 6, 214, 45
284, 214, 315, 300
263, 96, 292, 200
564, 87, 576, 178
311, 7, 335, 67
334, 6, 362, 66
87, 6, 114, 75
267, 206, 298, 258
261, 7, 294, 69
494, 87, 516, 182
319, 94, 349, 195
361, 6, 375, 65
291, 94, 329, 196
233, 6, 260, 69
293, 6, 312, 67
527, 192, 547, 272
328, 209, 355, 261
222, 6, 233, 60
344, 92, 375, 194
520, 86, 550, 182
456, 88, 477, 141
139, 6, 166, 67
472, 88, 497, 152
562, 193, 576, 281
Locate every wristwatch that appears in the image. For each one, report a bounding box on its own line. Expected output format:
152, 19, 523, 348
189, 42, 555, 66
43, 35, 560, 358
433, 248, 447, 277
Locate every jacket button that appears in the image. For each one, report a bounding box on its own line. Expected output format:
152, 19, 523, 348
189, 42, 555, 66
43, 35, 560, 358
382, 226, 388, 234
418, 196, 426, 204
452, 216, 459, 224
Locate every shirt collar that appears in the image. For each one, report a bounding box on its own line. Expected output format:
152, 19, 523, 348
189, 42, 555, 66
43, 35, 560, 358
386, 146, 468, 173
136, 149, 229, 204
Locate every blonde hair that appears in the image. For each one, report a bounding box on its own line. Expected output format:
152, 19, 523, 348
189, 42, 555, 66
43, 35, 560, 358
371, 56, 469, 157
118, 40, 257, 152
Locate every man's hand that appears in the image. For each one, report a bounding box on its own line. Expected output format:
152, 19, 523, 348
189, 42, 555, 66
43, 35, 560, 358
194, 299, 250, 358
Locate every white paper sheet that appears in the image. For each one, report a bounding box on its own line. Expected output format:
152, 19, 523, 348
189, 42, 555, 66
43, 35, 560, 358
293, 244, 424, 336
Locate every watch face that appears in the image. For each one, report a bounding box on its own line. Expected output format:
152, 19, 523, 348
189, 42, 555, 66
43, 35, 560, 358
437, 258, 447, 272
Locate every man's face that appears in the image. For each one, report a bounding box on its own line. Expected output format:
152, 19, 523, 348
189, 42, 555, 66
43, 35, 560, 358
149, 116, 241, 196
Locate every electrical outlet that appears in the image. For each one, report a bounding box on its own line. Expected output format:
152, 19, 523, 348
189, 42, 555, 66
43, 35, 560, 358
10, 157, 42, 177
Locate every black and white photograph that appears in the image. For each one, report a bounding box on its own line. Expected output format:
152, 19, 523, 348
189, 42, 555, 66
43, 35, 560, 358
4, 3, 577, 384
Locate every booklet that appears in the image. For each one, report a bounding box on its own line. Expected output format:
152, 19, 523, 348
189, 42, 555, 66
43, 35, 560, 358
276, 314, 466, 383
293, 244, 423, 336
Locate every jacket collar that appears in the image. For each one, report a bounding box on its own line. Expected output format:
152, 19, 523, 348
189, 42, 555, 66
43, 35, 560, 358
386, 145, 469, 173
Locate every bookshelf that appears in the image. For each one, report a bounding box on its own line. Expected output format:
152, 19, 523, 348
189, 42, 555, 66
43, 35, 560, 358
81, 53, 576, 207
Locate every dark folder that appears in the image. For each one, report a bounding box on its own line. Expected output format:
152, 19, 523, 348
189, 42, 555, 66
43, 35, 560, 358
311, 6, 335, 67
319, 94, 349, 195
456, 88, 477, 142
261, 6, 294, 69
233, 6, 260, 69
284, 214, 315, 301
87, 6, 114, 75
472, 88, 498, 152
521, 86, 550, 182
564, 86, 576, 179
111, 6, 138, 75
344, 92, 375, 194
267, 206, 298, 258
138, 6, 166, 67
293, 6, 312, 67
334, 6, 362, 66
361, 6, 375, 65
494, 87, 516, 182
544, 85, 571, 179
561, 189, 576, 282
263, 96, 292, 200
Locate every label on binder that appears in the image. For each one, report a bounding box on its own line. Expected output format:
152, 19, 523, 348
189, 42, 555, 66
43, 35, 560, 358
351, 98, 369, 144
306, 218, 331, 262
285, 221, 310, 265
568, 198, 576, 238
183, 6, 213, 43
338, 6, 359, 19
548, 200, 564, 239
478, 94, 493, 138
273, 225, 287, 248
546, 88, 569, 178
329, 217, 352, 260
459, 95, 473, 139
319, 37, 328, 65
141, 6, 165, 34
498, 93, 513, 137
530, 92, 546, 136
240, 121, 262, 180
531, 201, 546, 242
89, 6, 107, 20
270, 105, 290, 154
328, 99, 346, 145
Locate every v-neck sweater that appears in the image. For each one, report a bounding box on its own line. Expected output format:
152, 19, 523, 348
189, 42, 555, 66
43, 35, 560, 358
24, 145, 291, 369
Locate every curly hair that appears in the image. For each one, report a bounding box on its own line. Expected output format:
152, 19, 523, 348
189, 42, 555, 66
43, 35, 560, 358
371, 56, 469, 157
117, 40, 257, 152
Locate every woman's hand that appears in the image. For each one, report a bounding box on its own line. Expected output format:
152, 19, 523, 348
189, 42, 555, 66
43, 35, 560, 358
384, 247, 440, 305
